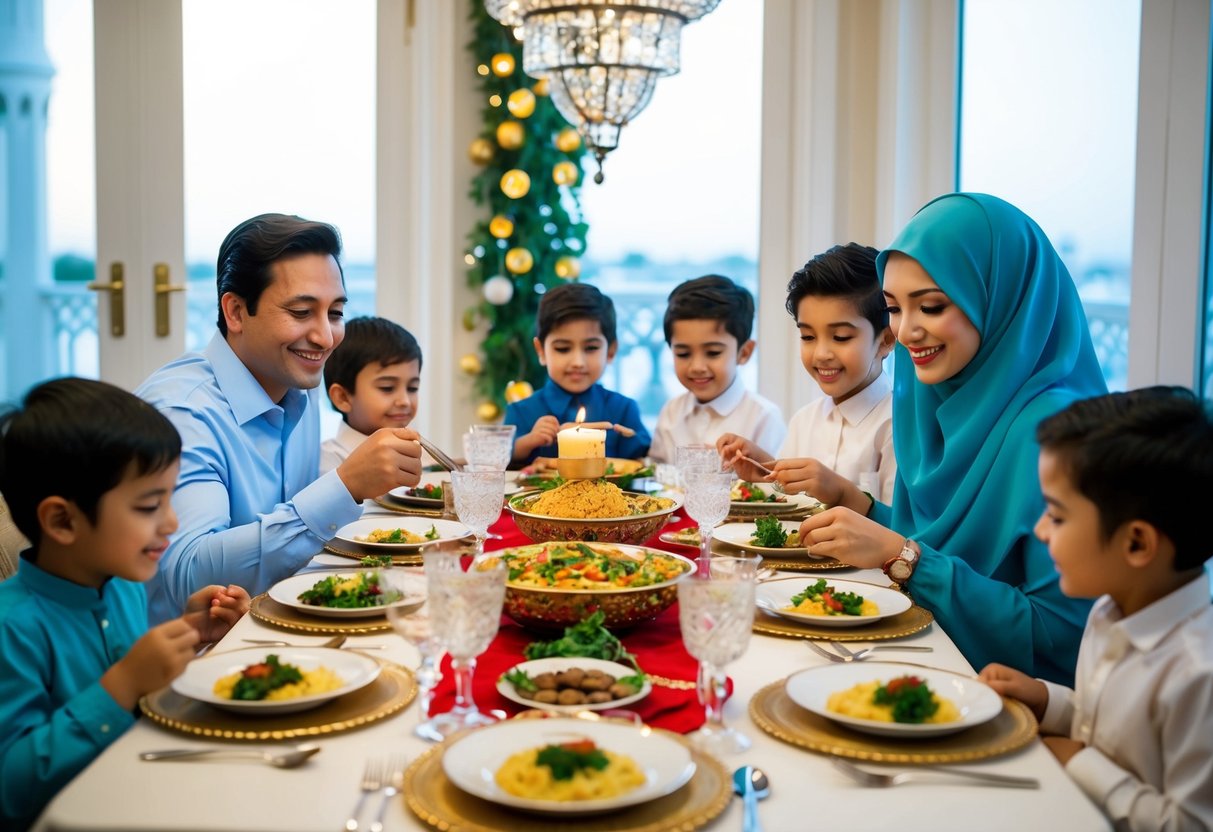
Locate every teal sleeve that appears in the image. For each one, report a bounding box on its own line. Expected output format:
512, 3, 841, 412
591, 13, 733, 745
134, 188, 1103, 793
908, 533, 1091, 685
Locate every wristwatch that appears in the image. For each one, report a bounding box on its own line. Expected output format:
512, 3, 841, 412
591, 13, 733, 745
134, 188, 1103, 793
882, 538, 920, 584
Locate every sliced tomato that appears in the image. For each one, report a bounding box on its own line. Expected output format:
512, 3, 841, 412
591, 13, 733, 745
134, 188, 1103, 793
821, 591, 843, 612
560, 739, 597, 755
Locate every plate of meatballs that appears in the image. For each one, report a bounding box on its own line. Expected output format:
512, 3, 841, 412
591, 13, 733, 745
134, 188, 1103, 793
496, 657, 652, 712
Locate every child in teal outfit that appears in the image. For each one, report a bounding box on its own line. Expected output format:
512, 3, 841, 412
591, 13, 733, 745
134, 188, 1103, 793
0, 379, 249, 828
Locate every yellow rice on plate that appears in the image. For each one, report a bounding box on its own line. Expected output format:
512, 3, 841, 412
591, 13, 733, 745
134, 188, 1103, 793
495, 746, 645, 801
827, 679, 960, 724
212, 667, 344, 701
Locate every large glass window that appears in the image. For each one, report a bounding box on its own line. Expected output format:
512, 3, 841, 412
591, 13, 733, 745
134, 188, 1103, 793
578, 0, 763, 431
959, 0, 1140, 391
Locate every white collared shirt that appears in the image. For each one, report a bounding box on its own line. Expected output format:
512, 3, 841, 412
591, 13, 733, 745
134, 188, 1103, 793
649, 378, 785, 463
1040, 574, 1213, 831
778, 372, 895, 503
319, 421, 369, 475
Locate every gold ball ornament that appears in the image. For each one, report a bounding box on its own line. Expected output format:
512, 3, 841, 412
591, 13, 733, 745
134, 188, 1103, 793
462, 308, 478, 331
468, 138, 494, 165
491, 53, 515, 77
504, 380, 534, 403
552, 161, 580, 186
500, 169, 531, 199
506, 89, 536, 119
459, 353, 482, 375
554, 256, 581, 280
505, 247, 534, 275
488, 215, 515, 239
477, 401, 502, 422
532, 77, 550, 96
555, 128, 582, 153
496, 120, 525, 151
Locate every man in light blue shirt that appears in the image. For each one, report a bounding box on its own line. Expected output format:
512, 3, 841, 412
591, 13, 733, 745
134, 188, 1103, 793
137, 214, 423, 622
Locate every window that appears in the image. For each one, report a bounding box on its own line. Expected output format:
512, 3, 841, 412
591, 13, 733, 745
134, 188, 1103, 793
959, 0, 1141, 391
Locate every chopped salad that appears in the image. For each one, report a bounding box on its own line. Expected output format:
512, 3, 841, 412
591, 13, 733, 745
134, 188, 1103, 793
499, 542, 689, 590
297, 571, 402, 609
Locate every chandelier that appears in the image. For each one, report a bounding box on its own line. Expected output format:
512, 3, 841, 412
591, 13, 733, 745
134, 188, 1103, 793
485, 0, 722, 182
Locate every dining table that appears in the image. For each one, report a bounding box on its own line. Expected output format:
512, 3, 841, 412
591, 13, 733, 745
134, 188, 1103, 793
34, 493, 1111, 832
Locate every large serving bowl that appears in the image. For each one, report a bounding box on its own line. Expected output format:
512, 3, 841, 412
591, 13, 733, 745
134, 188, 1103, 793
506, 485, 680, 546
492, 541, 696, 631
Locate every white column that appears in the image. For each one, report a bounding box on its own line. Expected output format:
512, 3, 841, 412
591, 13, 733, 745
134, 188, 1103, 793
0, 0, 55, 396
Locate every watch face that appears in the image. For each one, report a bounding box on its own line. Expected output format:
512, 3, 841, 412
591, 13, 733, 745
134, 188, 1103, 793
890, 560, 912, 582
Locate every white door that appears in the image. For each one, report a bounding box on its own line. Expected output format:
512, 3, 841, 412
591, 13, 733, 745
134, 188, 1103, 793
92, 0, 187, 390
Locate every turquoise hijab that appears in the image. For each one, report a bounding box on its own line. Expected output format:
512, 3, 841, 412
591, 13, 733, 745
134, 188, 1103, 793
876, 193, 1107, 575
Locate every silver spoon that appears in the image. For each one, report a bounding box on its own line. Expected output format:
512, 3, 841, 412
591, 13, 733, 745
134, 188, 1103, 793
732, 765, 770, 832
140, 744, 321, 768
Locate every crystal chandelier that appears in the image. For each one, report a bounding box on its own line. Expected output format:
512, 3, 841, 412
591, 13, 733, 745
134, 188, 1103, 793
485, 0, 722, 182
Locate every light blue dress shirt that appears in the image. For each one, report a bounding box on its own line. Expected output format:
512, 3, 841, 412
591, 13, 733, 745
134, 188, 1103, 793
504, 380, 651, 464
0, 558, 144, 828
137, 333, 361, 623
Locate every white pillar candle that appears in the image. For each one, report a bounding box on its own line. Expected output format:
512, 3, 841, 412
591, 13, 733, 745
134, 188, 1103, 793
557, 425, 606, 459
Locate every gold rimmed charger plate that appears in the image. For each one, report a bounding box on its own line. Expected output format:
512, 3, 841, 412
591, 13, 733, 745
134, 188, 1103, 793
323, 540, 425, 565
249, 593, 394, 634
403, 729, 732, 832
139, 661, 416, 741
372, 495, 446, 517
749, 679, 1037, 764
751, 591, 933, 642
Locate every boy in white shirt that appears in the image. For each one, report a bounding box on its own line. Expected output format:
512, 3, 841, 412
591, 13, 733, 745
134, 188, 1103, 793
720, 244, 896, 502
320, 316, 422, 474
648, 275, 784, 463
980, 386, 1213, 832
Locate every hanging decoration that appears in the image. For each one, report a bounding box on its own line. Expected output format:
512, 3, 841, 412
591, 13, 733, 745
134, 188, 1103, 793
484, 0, 722, 182
463, 2, 591, 417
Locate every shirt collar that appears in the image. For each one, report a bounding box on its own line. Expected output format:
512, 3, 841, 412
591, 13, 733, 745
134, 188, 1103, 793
205, 332, 306, 426
690, 375, 746, 418
17, 556, 110, 610
539, 379, 602, 414
832, 371, 892, 425
1097, 573, 1213, 652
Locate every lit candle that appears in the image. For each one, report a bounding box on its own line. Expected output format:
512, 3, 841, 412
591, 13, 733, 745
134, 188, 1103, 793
557, 425, 605, 459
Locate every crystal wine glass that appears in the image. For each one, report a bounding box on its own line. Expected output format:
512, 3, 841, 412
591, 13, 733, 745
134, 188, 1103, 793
678, 555, 762, 755
450, 467, 505, 559
421, 551, 507, 737
683, 469, 736, 566
674, 443, 723, 486
462, 424, 516, 471
380, 568, 446, 742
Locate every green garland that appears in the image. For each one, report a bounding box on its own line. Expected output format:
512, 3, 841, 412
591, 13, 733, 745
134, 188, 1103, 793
464, 2, 590, 417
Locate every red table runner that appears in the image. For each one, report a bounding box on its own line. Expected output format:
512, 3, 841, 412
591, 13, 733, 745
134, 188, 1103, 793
427, 511, 720, 734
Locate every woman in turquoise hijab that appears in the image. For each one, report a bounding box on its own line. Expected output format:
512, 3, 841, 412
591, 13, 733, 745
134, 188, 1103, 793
798, 193, 1107, 685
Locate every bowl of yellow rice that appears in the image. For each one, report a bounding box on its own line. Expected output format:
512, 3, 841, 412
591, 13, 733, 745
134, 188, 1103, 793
506, 479, 680, 546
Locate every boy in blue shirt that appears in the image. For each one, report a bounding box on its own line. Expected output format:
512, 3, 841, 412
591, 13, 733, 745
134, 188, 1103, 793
506, 282, 650, 465
0, 379, 249, 828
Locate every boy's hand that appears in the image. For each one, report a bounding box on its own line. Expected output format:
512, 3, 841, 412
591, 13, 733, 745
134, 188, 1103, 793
716, 434, 771, 481
1041, 735, 1086, 766
101, 618, 200, 710
184, 584, 251, 643
978, 663, 1049, 722
336, 427, 423, 501
512, 416, 560, 463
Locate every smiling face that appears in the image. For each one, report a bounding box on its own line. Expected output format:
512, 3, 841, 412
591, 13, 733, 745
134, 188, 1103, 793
533, 318, 616, 395
222, 252, 347, 402
881, 253, 981, 385
1034, 449, 1124, 599
68, 461, 181, 588
795, 295, 893, 404
330, 359, 421, 434
669, 318, 754, 403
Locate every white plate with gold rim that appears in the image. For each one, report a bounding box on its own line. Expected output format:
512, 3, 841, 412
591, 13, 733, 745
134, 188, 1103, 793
334, 517, 472, 551
756, 578, 912, 628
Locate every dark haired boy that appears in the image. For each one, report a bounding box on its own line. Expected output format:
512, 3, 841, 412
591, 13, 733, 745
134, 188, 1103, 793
0, 378, 248, 828
320, 316, 423, 474
505, 282, 650, 465
720, 243, 896, 502
136, 213, 423, 623
649, 275, 785, 463
981, 386, 1213, 831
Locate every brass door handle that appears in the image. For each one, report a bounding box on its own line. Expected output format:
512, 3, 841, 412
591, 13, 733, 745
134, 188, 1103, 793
87, 263, 126, 337
153, 263, 185, 337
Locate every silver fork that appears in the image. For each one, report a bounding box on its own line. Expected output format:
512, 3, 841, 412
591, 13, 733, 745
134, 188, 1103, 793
805, 640, 850, 663
345, 758, 384, 832
829, 641, 933, 661
832, 758, 1039, 789
368, 754, 407, 832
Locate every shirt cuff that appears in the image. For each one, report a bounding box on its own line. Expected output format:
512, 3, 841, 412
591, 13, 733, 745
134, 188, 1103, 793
66, 682, 137, 748
293, 469, 362, 540
1039, 680, 1074, 735
1065, 746, 1134, 815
